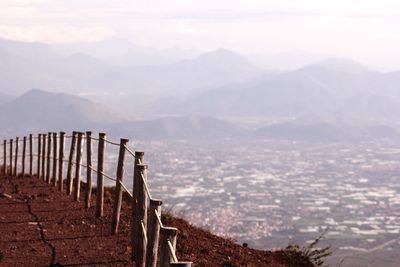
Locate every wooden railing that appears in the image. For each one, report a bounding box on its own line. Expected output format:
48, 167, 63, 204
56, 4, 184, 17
0, 131, 192, 267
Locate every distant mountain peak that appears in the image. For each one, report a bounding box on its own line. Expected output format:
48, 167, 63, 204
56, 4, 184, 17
305, 58, 371, 74
200, 48, 246, 59
20, 88, 89, 103
0, 89, 124, 131
185, 48, 258, 70
23, 88, 50, 96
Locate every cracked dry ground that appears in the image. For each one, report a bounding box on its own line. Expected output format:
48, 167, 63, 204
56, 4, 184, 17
0, 175, 312, 267
0, 175, 133, 266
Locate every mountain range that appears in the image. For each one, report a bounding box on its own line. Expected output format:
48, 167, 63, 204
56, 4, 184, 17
2, 37, 400, 141
163, 58, 400, 125
0, 38, 264, 114
1, 89, 398, 142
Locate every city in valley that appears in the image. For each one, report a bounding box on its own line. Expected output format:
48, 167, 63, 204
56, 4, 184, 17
124, 138, 400, 266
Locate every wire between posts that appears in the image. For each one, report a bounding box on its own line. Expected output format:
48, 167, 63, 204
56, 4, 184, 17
3, 134, 134, 198
0, 154, 42, 163
61, 157, 133, 197
140, 172, 152, 200
104, 139, 120, 146
155, 209, 164, 228
119, 180, 133, 198
79, 162, 116, 181
123, 144, 136, 158
167, 240, 179, 263
141, 220, 148, 245
80, 162, 133, 198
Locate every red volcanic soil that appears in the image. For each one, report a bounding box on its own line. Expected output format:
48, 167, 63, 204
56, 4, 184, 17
0, 175, 312, 267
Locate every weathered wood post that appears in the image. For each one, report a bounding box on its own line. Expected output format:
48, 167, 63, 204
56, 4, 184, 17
135, 163, 148, 267
84, 131, 92, 209
159, 227, 178, 267
146, 199, 163, 267
132, 151, 145, 259
9, 139, 13, 176
66, 132, 77, 195
46, 132, 52, 183
22, 136, 26, 175
74, 132, 84, 201
41, 134, 46, 180
29, 134, 33, 176
96, 133, 106, 217
112, 138, 129, 234
3, 140, 7, 176
37, 134, 42, 178
14, 137, 18, 176
52, 132, 58, 187
58, 132, 65, 192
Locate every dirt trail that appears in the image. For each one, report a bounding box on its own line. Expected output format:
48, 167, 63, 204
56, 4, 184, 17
0, 175, 313, 267
0, 175, 133, 266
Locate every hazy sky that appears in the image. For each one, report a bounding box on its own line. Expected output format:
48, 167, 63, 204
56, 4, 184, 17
1, 0, 400, 69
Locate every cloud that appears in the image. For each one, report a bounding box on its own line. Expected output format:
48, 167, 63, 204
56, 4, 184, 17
167, 9, 319, 23
176, 23, 197, 34
0, 25, 114, 43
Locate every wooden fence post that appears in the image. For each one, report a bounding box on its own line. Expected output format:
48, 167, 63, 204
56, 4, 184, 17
132, 151, 145, 259
3, 140, 7, 176
41, 134, 46, 180
96, 133, 106, 217
46, 132, 52, 183
58, 132, 65, 192
146, 199, 163, 267
74, 132, 84, 201
14, 137, 18, 176
112, 138, 129, 234
9, 139, 13, 176
159, 227, 178, 267
37, 134, 42, 178
66, 132, 77, 195
22, 137, 26, 175
85, 131, 92, 209
135, 163, 148, 267
29, 134, 33, 176
52, 132, 58, 187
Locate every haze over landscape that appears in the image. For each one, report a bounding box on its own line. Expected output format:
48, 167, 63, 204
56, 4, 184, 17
2, 1, 400, 266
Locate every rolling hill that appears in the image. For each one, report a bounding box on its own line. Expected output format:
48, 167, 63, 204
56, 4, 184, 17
0, 89, 124, 132
0, 92, 13, 105
0, 89, 243, 140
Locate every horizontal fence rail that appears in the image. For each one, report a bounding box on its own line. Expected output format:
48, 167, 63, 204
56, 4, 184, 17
0, 131, 192, 267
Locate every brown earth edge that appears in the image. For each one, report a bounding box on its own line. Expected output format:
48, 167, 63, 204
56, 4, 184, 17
0, 175, 313, 267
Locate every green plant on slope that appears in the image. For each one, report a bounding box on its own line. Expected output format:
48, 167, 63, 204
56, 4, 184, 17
284, 231, 332, 267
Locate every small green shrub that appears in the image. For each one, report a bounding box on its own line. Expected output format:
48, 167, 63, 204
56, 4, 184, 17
161, 212, 175, 225
284, 231, 331, 267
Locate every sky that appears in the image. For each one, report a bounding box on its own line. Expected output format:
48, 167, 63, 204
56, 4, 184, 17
1, 0, 400, 69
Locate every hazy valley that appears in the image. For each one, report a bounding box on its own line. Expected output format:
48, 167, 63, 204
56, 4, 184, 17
2, 37, 400, 266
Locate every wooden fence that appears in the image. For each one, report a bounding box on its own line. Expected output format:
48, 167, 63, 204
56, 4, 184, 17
0, 131, 192, 267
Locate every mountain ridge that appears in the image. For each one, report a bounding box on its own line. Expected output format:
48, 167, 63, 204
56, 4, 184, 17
161, 59, 400, 125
